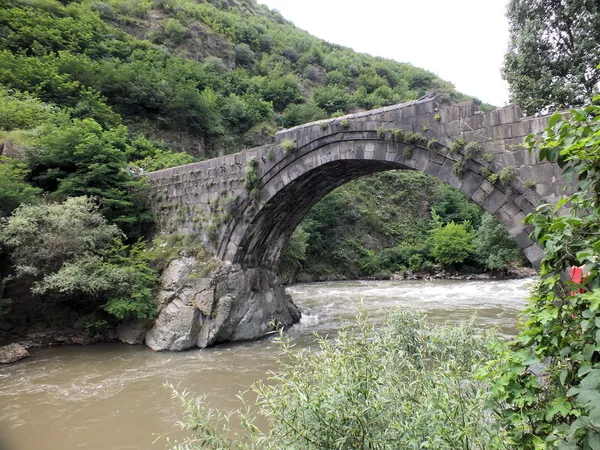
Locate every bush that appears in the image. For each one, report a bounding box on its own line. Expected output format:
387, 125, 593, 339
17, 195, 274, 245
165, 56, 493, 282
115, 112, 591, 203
431, 221, 475, 266
235, 43, 255, 67
166, 309, 505, 449
0, 197, 158, 321
474, 213, 524, 270
0, 157, 42, 218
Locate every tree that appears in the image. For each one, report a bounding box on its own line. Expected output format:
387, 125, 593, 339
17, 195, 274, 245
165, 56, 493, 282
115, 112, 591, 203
474, 213, 524, 270
26, 118, 152, 239
0, 157, 41, 218
483, 97, 600, 447
431, 221, 475, 266
0, 197, 157, 321
504, 0, 600, 114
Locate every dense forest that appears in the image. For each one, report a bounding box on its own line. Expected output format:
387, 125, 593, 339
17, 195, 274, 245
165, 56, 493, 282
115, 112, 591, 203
0, 0, 523, 341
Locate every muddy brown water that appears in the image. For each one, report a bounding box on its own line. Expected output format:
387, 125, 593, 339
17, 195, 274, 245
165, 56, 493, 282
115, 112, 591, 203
0, 278, 534, 449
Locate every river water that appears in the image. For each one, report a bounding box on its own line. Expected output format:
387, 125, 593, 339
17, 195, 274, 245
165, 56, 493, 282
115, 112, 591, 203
0, 278, 534, 450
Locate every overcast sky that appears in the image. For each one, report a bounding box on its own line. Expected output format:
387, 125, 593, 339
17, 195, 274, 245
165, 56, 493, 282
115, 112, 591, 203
257, 0, 511, 106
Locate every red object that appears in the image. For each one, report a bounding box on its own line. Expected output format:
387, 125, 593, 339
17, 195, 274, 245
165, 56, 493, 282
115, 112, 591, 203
570, 266, 585, 295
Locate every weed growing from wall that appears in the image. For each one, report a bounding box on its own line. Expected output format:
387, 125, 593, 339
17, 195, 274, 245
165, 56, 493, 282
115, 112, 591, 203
499, 166, 516, 186
280, 138, 296, 152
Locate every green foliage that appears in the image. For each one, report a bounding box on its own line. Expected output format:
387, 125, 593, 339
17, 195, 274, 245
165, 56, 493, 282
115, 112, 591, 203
0, 87, 61, 131
25, 118, 152, 239
243, 157, 260, 199
434, 113, 442, 121
0, 157, 42, 218
281, 101, 327, 127
450, 136, 466, 153
376, 127, 387, 140
499, 165, 517, 186
0, 196, 158, 321
453, 160, 465, 179
312, 85, 352, 114
339, 118, 350, 129
431, 220, 475, 266
464, 141, 482, 159
480, 167, 498, 184
403, 146, 412, 159
481, 152, 495, 163
266, 147, 275, 161
167, 309, 504, 449
133, 149, 195, 172
0, 196, 121, 277
504, 0, 600, 114
484, 100, 600, 447
280, 138, 296, 152
474, 213, 524, 270
278, 224, 309, 280
525, 178, 536, 189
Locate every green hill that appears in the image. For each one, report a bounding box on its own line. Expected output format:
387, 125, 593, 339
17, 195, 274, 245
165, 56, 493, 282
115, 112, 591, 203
0, 0, 473, 156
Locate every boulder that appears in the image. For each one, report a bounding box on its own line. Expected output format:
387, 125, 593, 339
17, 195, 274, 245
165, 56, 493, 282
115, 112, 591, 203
145, 255, 301, 352
116, 319, 152, 345
0, 343, 30, 364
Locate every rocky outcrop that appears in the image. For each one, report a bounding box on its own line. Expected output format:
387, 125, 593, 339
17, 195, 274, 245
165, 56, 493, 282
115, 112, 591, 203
116, 319, 152, 345
0, 343, 30, 364
145, 256, 300, 351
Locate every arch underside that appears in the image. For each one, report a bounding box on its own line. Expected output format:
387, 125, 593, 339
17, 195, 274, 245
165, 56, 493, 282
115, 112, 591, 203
223, 136, 541, 270
234, 159, 411, 268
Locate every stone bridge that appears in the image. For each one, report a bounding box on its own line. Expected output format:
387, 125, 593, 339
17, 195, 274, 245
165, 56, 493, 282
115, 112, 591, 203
143, 96, 565, 351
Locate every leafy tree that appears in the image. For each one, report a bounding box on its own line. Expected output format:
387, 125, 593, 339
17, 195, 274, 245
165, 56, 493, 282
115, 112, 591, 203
26, 118, 152, 239
474, 213, 524, 270
431, 220, 475, 266
0, 197, 157, 321
281, 101, 327, 127
483, 97, 600, 447
0, 157, 42, 218
504, 0, 600, 114
312, 85, 353, 114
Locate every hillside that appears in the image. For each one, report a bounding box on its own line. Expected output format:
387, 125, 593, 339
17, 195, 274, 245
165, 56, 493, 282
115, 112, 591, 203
0, 0, 473, 156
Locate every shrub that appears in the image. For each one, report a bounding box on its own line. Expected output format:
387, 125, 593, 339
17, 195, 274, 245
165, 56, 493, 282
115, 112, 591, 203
525, 178, 536, 188
481, 152, 495, 163
235, 43, 255, 67
403, 146, 412, 159
339, 119, 350, 129
480, 167, 498, 184
434, 113, 442, 121
243, 157, 260, 196
449, 136, 466, 153
453, 160, 465, 179
280, 138, 296, 152
474, 213, 524, 270
431, 221, 475, 266
499, 166, 516, 185
464, 141, 482, 159
166, 309, 504, 449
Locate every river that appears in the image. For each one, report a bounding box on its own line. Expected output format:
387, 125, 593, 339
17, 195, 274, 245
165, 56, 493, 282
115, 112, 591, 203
0, 278, 534, 450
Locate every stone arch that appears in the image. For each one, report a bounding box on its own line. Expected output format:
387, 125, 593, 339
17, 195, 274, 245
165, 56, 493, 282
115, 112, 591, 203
218, 129, 544, 269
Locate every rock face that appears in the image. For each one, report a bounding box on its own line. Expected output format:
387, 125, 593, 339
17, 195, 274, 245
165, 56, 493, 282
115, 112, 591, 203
0, 343, 30, 364
116, 319, 152, 345
145, 256, 300, 351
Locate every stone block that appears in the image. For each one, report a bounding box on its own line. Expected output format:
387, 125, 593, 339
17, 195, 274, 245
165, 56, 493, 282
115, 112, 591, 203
482, 188, 506, 214
459, 170, 484, 197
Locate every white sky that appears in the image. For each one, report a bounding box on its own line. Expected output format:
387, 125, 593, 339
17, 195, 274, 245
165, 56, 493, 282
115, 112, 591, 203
257, 0, 511, 106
